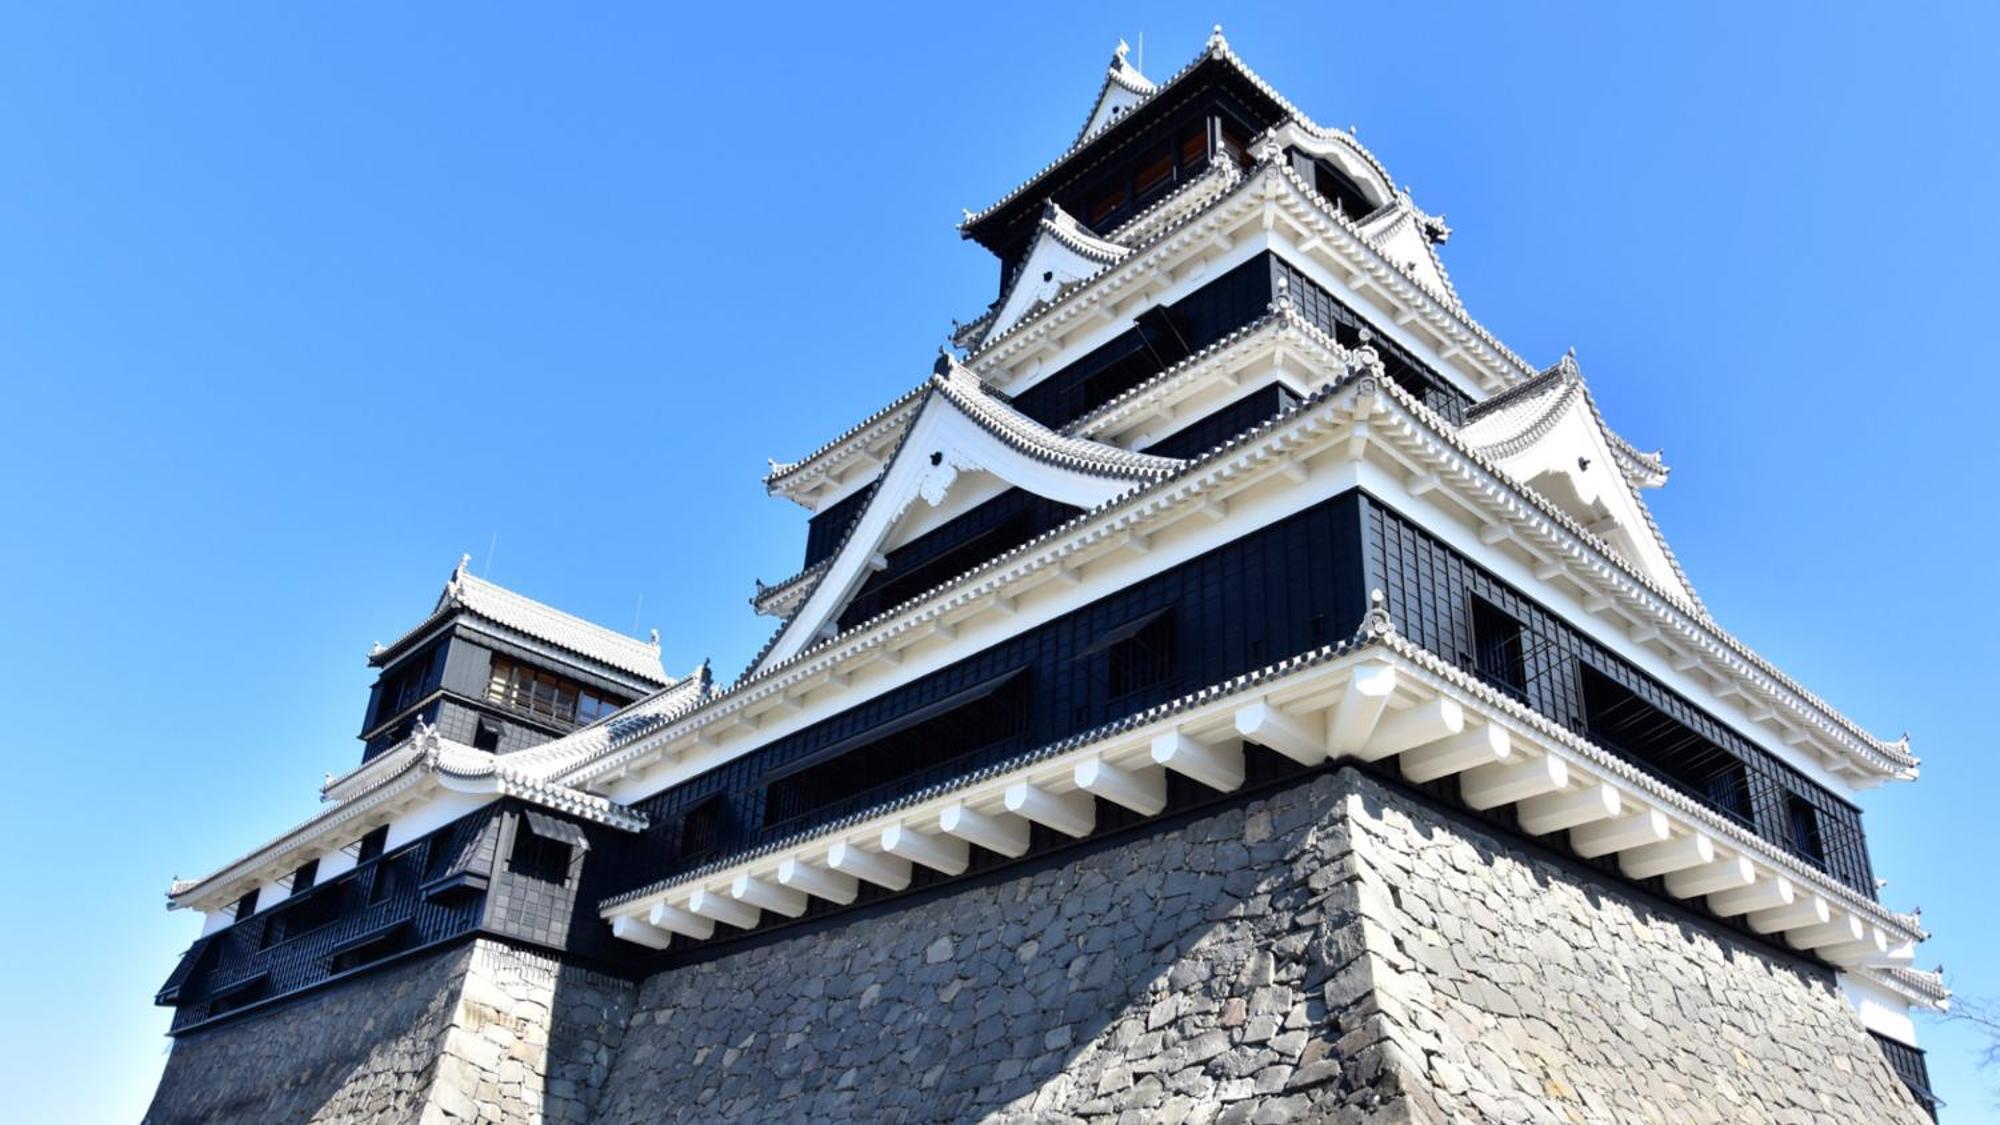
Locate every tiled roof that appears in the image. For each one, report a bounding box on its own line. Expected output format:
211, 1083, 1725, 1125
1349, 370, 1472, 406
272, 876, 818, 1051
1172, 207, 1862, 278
1458, 354, 1703, 613
500, 663, 715, 778
167, 721, 650, 910
764, 384, 927, 495
932, 357, 1183, 479
1072, 39, 1158, 147
960, 26, 1397, 237
373, 558, 670, 685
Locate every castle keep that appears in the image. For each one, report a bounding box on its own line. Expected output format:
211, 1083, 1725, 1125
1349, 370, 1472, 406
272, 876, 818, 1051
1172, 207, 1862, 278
148, 30, 1945, 1122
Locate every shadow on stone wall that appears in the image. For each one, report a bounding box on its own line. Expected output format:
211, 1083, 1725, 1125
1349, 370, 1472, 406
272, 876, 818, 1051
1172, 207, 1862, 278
144, 943, 476, 1124
146, 767, 1928, 1124
582, 768, 1928, 1124
587, 771, 1418, 1123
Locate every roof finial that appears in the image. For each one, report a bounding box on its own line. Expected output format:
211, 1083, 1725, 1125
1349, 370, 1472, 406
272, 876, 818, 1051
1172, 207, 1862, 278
1268, 273, 1293, 315
934, 346, 957, 378
1361, 587, 1395, 637
455, 552, 472, 577
1113, 37, 1131, 65
648, 628, 660, 648
1208, 24, 1227, 51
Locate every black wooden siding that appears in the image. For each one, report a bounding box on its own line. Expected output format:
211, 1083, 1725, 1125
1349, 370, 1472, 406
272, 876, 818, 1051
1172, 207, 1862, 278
1146, 383, 1300, 460
613, 492, 1373, 898
836, 488, 1083, 631
1358, 495, 1876, 896
1004, 251, 1470, 435
802, 481, 877, 570
159, 803, 624, 1035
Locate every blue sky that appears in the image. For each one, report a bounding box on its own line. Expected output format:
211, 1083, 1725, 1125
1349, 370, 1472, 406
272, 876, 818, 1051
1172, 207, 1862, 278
2, 5, 1995, 1120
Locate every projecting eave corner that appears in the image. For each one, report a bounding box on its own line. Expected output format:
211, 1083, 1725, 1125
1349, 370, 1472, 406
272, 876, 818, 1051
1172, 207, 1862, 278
166, 726, 650, 915
750, 364, 1180, 677
1359, 375, 1918, 782
1073, 39, 1157, 146
764, 385, 926, 510
972, 203, 1134, 350
1456, 356, 1700, 612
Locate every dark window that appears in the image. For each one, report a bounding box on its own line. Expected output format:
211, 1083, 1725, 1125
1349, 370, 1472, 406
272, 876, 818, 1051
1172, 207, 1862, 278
290, 859, 318, 894
1580, 666, 1752, 826
1010, 252, 1274, 429
206, 976, 269, 1016
369, 852, 406, 904
678, 795, 731, 863
1311, 160, 1377, 219
473, 720, 501, 753
508, 827, 572, 885
1099, 609, 1175, 701
1134, 150, 1175, 201
1469, 596, 1528, 698
373, 652, 436, 727
1178, 123, 1209, 172
232, 889, 259, 921
1786, 796, 1825, 865
1088, 182, 1127, 225
763, 670, 1030, 828
487, 657, 624, 727
260, 880, 341, 949
356, 826, 389, 864
327, 925, 408, 975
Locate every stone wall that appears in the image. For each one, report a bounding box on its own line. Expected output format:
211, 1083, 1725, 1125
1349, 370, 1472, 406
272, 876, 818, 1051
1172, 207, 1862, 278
149, 769, 1928, 1123
590, 769, 1927, 1124
144, 939, 634, 1124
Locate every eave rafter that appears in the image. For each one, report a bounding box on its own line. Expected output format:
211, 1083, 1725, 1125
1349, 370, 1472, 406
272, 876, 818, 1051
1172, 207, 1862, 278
598, 634, 1930, 1011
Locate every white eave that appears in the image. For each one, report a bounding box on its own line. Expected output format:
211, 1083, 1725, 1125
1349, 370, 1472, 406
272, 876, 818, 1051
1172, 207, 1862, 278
963, 152, 1535, 400
374, 558, 669, 685
751, 357, 1182, 674
553, 368, 1912, 801
959, 26, 1398, 241
168, 722, 652, 914
597, 629, 1927, 1003
1073, 39, 1157, 146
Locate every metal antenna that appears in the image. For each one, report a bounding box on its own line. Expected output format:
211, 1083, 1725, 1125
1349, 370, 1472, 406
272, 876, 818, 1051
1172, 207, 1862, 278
483, 533, 498, 577
632, 593, 645, 636
1135, 32, 1143, 73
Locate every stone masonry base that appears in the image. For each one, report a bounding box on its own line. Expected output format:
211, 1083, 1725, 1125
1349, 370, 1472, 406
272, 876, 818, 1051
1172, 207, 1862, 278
146, 768, 1927, 1123
144, 939, 632, 1124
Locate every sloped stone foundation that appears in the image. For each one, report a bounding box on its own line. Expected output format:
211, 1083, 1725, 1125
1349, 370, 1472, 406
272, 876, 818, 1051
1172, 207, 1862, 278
144, 940, 633, 1124
147, 769, 1928, 1123
591, 769, 1926, 1124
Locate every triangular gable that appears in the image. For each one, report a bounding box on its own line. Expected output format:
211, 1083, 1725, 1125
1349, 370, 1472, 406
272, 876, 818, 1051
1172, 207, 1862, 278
1459, 355, 1699, 607
1076, 40, 1157, 145
977, 202, 1132, 350
1356, 199, 1459, 309
753, 358, 1179, 673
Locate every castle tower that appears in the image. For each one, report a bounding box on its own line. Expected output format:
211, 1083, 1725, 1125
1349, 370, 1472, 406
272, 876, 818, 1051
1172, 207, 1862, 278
149, 30, 1946, 1123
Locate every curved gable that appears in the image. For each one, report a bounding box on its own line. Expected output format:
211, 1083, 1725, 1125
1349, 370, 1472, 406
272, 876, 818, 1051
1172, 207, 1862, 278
753, 364, 1178, 674
1460, 358, 1697, 606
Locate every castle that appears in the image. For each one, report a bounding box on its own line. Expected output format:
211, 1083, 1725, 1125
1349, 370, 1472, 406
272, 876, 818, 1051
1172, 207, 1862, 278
147, 29, 1946, 1122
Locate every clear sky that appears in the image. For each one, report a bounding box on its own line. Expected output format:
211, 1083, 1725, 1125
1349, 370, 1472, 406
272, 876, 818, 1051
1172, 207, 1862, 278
1, 5, 1994, 1121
